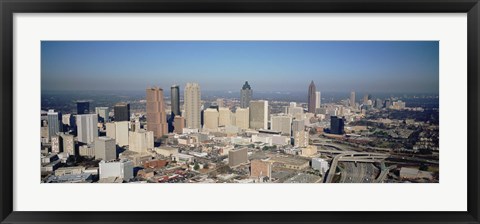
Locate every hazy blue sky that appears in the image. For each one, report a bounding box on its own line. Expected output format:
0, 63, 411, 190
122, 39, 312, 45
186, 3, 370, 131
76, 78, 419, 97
41, 41, 439, 93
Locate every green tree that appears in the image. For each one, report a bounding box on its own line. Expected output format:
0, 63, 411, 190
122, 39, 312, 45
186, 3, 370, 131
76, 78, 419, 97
193, 163, 200, 170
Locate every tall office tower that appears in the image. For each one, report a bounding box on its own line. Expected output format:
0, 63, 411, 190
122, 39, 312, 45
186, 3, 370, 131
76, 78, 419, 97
114, 103, 130, 121
61, 133, 75, 155
76, 101, 90, 115
249, 100, 268, 130
235, 108, 249, 130
51, 135, 63, 153
292, 119, 305, 133
146, 87, 168, 138
95, 137, 116, 161
330, 116, 345, 135
62, 114, 75, 131
95, 107, 110, 123
129, 130, 154, 153
271, 115, 292, 136
350, 91, 356, 109
228, 147, 248, 168
170, 85, 181, 116
240, 81, 252, 108
315, 91, 321, 109
115, 121, 129, 147
203, 108, 219, 130
76, 114, 98, 144
173, 115, 185, 134
218, 107, 232, 126
184, 83, 201, 129
308, 81, 316, 113
105, 122, 116, 139
363, 94, 371, 104
130, 118, 140, 132
294, 131, 309, 147
47, 109, 62, 139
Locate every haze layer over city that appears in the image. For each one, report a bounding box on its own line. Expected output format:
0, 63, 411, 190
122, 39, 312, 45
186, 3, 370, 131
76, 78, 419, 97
40, 41, 439, 183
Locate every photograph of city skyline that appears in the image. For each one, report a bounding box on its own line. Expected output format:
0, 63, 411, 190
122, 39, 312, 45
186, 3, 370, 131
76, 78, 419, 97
41, 41, 439, 183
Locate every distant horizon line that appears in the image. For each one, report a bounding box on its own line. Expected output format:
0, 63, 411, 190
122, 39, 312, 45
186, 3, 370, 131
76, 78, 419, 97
41, 89, 439, 95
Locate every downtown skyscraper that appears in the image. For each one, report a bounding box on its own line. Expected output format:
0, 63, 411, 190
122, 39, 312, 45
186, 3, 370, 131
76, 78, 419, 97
76, 101, 90, 115
249, 100, 268, 130
171, 85, 181, 116
114, 103, 130, 121
184, 83, 201, 130
350, 91, 356, 109
308, 81, 316, 113
146, 87, 168, 138
76, 114, 98, 144
240, 81, 252, 108
47, 109, 62, 140
315, 91, 321, 109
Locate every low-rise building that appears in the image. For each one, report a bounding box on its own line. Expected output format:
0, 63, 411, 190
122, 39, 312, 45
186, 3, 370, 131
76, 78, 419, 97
250, 159, 272, 178
312, 157, 329, 175
55, 166, 86, 176
154, 147, 178, 157
228, 147, 248, 168
172, 153, 194, 164
99, 159, 134, 181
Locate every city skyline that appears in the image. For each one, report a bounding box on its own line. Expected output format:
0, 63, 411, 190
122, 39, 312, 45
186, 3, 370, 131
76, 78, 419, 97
41, 41, 439, 93
40, 41, 439, 184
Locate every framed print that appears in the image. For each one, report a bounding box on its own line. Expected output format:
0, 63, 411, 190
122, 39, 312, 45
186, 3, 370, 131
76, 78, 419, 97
1, 0, 479, 223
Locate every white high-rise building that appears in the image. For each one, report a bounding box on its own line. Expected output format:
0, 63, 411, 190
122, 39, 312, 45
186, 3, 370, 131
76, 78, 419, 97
105, 122, 116, 139
235, 108, 249, 130
95, 137, 116, 161
184, 83, 201, 129
129, 130, 154, 153
315, 91, 321, 109
203, 108, 219, 131
76, 114, 98, 144
95, 107, 110, 123
218, 107, 232, 126
249, 100, 268, 130
271, 115, 292, 136
115, 121, 129, 147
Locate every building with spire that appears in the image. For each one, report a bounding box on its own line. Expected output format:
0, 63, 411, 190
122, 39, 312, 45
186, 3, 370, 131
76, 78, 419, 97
240, 81, 252, 108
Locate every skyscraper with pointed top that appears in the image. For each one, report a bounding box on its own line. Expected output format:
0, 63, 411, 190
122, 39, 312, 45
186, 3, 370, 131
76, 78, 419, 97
308, 81, 316, 113
240, 81, 252, 108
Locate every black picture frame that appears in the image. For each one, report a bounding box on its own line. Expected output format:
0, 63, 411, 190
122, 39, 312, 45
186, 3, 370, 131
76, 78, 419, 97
1, 0, 479, 223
